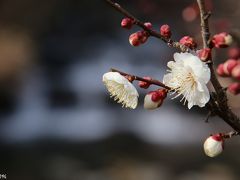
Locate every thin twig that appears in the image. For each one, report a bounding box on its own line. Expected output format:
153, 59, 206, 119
222, 131, 240, 139
205, 111, 212, 123
110, 68, 171, 90
197, 0, 223, 93
105, 0, 190, 52
105, 0, 240, 133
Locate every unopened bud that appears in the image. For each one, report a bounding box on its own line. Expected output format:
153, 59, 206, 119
144, 22, 152, 29
160, 24, 172, 39
203, 134, 224, 157
231, 64, 240, 80
238, 59, 240, 65
179, 36, 197, 49
216, 64, 226, 77
144, 89, 167, 110
129, 32, 141, 46
182, 6, 198, 22
223, 59, 238, 75
228, 82, 240, 95
228, 47, 240, 59
121, 18, 134, 29
197, 48, 211, 61
139, 31, 149, 44
212, 32, 233, 48
129, 31, 149, 46
138, 77, 152, 89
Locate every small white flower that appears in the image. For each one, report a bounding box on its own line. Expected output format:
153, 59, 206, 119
102, 72, 139, 109
203, 134, 224, 157
163, 52, 210, 109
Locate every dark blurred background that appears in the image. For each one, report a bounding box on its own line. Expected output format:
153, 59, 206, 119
0, 0, 240, 179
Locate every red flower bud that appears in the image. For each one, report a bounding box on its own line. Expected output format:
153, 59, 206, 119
150, 89, 167, 102
212, 32, 233, 48
151, 91, 162, 102
179, 36, 197, 49
231, 64, 240, 80
138, 31, 149, 44
204, 134, 224, 157
182, 5, 198, 22
228, 47, 240, 59
228, 82, 240, 95
129, 33, 141, 46
160, 24, 171, 39
121, 18, 134, 29
144, 22, 152, 29
197, 48, 211, 61
223, 59, 238, 75
138, 77, 152, 89
129, 31, 149, 46
144, 89, 167, 110
216, 64, 226, 77
157, 89, 168, 99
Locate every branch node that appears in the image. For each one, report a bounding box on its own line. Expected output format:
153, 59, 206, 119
222, 131, 240, 139
203, 11, 211, 20
105, 0, 190, 52
222, 87, 228, 91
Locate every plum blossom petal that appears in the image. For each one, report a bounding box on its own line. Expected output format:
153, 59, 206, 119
103, 72, 139, 109
163, 52, 210, 109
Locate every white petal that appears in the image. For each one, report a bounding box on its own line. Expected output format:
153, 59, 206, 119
144, 94, 161, 110
103, 72, 139, 109
188, 101, 194, 109
197, 81, 205, 92
167, 61, 175, 68
180, 54, 211, 84
164, 52, 210, 109
103, 72, 129, 84
204, 137, 223, 157
198, 85, 210, 104
163, 73, 173, 84
174, 52, 193, 63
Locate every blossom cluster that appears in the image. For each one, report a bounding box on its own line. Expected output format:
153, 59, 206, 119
217, 47, 240, 95
102, 2, 239, 158
103, 53, 210, 110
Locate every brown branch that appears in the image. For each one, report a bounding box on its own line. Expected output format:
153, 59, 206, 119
197, 0, 222, 91
105, 0, 190, 53
110, 68, 171, 90
222, 131, 240, 139
205, 111, 212, 123
197, 0, 240, 132
198, 0, 211, 49
105, 0, 240, 132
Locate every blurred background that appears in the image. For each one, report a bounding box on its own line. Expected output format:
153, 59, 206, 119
0, 0, 240, 179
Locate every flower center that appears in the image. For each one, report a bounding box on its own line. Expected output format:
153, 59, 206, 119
171, 71, 197, 104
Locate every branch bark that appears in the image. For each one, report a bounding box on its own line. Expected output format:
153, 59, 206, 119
105, 0, 190, 52
105, 0, 240, 132
222, 131, 240, 139
110, 68, 170, 90
197, 0, 240, 132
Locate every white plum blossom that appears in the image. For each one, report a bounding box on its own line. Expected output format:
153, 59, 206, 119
203, 134, 224, 157
163, 52, 210, 109
102, 72, 139, 109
